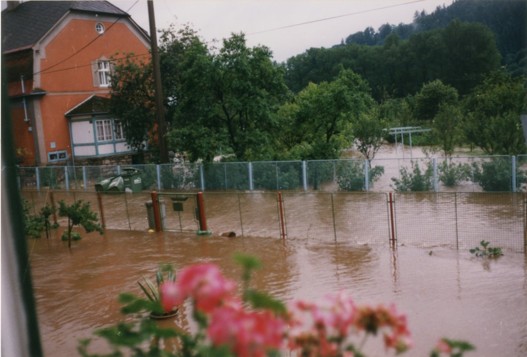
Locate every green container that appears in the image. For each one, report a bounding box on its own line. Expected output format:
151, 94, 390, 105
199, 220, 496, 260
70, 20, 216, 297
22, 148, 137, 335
121, 168, 142, 193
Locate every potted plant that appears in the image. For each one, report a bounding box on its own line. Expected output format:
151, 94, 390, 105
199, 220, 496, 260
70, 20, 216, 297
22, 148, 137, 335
138, 264, 178, 319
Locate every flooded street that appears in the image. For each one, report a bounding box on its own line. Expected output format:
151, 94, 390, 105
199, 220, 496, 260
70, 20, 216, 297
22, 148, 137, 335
28, 229, 527, 356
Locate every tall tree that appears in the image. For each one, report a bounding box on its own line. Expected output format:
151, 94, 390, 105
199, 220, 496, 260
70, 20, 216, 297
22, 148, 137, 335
110, 55, 155, 163
441, 20, 501, 95
160, 26, 219, 162
352, 106, 386, 163
432, 103, 463, 157
289, 69, 375, 159
414, 80, 458, 121
210, 33, 290, 161
463, 70, 527, 155
163, 31, 289, 162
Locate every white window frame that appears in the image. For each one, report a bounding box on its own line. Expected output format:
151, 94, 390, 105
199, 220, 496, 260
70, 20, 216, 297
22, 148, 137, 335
97, 60, 111, 87
95, 23, 105, 34
96, 119, 113, 141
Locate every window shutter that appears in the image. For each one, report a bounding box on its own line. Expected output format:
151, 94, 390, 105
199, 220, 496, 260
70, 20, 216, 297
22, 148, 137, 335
91, 61, 99, 87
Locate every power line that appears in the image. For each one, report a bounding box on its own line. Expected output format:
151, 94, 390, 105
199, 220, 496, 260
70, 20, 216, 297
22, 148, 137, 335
37, 52, 150, 76
248, 0, 425, 36
35, 0, 141, 76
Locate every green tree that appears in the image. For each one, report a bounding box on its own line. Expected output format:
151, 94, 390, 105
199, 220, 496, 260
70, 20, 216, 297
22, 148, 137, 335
110, 54, 155, 163
211, 33, 290, 161
290, 69, 375, 159
414, 80, 458, 122
58, 200, 103, 248
160, 26, 220, 162
352, 107, 386, 163
432, 103, 463, 157
463, 71, 527, 155
164, 31, 289, 162
441, 20, 501, 95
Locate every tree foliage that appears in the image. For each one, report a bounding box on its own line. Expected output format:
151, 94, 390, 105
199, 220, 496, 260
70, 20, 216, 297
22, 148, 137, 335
285, 20, 501, 99
463, 71, 527, 155
352, 107, 386, 162
110, 54, 155, 162
58, 200, 103, 248
414, 80, 458, 121
283, 69, 375, 160
162, 30, 289, 162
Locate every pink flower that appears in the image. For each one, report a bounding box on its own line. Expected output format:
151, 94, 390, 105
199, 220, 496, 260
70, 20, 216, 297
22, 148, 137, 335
175, 263, 237, 313
287, 292, 357, 357
207, 305, 286, 357
159, 281, 183, 313
434, 338, 452, 354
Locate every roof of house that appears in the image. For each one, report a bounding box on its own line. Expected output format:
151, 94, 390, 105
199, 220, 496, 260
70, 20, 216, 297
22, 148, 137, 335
65, 94, 111, 117
2, 1, 144, 53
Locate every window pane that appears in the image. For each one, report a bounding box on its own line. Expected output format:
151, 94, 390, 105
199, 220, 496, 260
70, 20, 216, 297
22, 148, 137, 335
104, 120, 112, 140
97, 60, 111, 87
96, 121, 105, 141
114, 121, 124, 140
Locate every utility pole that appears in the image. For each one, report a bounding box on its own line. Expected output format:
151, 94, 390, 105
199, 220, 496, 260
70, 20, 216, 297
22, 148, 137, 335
148, 0, 169, 163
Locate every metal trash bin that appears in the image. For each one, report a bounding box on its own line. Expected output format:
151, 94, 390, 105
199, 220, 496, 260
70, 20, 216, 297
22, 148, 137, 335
145, 200, 166, 230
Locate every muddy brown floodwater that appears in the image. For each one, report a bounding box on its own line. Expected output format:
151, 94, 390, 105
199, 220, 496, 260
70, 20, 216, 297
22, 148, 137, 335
28, 229, 526, 357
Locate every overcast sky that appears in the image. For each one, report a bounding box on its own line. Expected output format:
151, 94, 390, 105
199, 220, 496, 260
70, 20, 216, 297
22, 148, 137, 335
111, 0, 453, 62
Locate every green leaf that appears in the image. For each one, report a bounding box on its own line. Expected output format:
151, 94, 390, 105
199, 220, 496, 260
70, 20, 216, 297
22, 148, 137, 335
243, 289, 286, 315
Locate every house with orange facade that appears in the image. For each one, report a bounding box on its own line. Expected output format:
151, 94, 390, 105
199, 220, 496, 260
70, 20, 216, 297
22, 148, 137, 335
2, 0, 150, 166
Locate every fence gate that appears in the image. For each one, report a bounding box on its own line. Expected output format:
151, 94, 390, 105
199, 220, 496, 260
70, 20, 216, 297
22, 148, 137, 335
155, 192, 199, 233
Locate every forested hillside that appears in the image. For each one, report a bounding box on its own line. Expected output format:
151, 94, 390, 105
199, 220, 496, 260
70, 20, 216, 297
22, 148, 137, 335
285, 0, 526, 97
345, 0, 526, 75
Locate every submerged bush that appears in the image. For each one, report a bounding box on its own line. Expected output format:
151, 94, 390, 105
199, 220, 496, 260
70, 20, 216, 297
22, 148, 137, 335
438, 161, 471, 187
391, 161, 433, 192
471, 158, 526, 192
336, 160, 384, 191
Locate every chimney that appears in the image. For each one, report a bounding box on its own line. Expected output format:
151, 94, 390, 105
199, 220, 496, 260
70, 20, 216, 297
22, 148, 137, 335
6, 1, 21, 11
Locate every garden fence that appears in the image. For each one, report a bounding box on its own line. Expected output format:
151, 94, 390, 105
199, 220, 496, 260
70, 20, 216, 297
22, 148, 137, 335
21, 189, 526, 253
17, 155, 527, 193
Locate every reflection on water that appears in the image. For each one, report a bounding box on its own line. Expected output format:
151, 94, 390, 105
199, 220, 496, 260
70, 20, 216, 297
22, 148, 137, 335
28, 229, 526, 356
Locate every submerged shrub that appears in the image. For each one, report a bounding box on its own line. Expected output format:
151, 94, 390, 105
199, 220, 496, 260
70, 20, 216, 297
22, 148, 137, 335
336, 160, 384, 191
471, 158, 526, 192
391, 161, 433, 192
438, 161, 471, 187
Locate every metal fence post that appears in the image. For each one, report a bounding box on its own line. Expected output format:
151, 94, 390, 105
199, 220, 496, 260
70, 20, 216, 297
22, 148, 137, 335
199, 164, 205, 191
277, 192, 286, 239
331, 193, 337, 242
524, 192, 527, 253
512, 156, 517, 192
388, 192, 397, 245
35, 167, 40, 191
248, 162, 254, 191
302, 161, 308, 191
364, 159, 369, 192
64, 166, 69, 191
433, 158, 438, 192
82, 166, 87, 191
156, 164, 161, 190
224, 163, 228, 190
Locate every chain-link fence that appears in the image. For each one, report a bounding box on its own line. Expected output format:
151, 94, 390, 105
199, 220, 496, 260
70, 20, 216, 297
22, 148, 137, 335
17, 155, 527, 193
21, 189, 526, 252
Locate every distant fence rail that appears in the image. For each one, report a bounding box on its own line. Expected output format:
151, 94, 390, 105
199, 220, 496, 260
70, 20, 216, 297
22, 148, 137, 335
17, 155, 527, 193
21, 189, 527, 253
